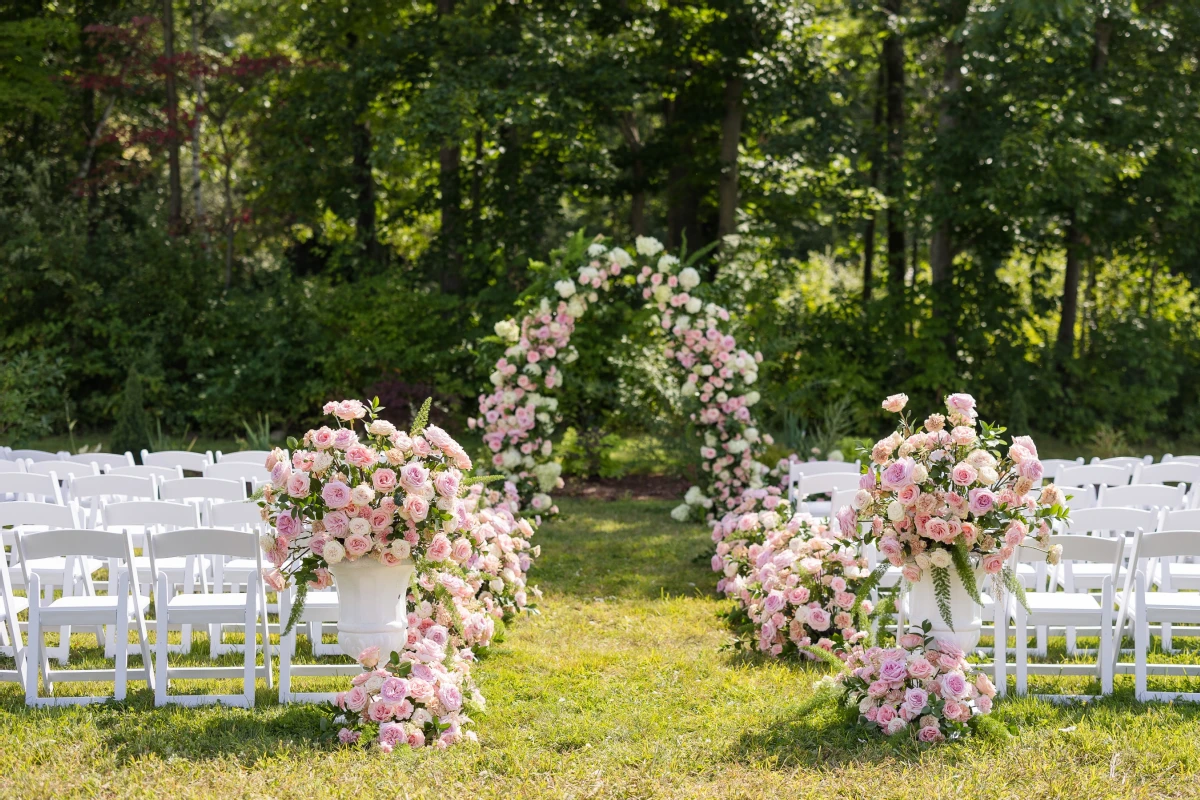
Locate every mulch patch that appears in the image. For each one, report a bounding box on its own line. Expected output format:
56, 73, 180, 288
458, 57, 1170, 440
560, 474, 691, 501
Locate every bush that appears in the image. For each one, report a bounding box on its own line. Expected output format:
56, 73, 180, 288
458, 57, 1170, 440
0, 350, 64, 445
110, 366, 152, 457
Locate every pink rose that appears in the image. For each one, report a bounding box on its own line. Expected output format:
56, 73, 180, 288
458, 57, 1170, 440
875, 704, 896, 724
426, 533, 452, 562
333, 427, 358, 450
951, 462, 978, 487
945, 393, 977, 419
423, 424, 455, 451
344, 685, 369, 712
967, 487, 996, 516
879, 659, 908, 683
379, 677, 410, 702
1011, 435, 1039, 460
981, 553, 1005, 574
897, 483, 922, 506
882, 393, 908, 413
276, 511, 300, 540
402, 494, 429, 523
371, 467, 398, 493
884, 716, 907, 736
378, 721, 406, 748
1017, 458, 1044, 481
400, 462, 429, 492
904, 687, 929, 713
806, 607, 831, 631
286, 470, 311, 498
925, 517, 951, 542
345, 444, 376, 469
262, 568, 286, 592
324, 510, 350, 537
271, 461, 290, 489
898, 633, 924, 649
344, 533, 372, 558
907, 658, 935, 680
367, 700, 393, 723
312, 426, 336, 450
434, 470, 461, 499
976, 672, 997, 697
337, 727, 361, 744
451, 537, 474, 563
917, 725, 944, 743
436, 684, 463, 712
322, 480, 352, 509
941, 671, 969, 699
835, 505, 858, 536
881, 457, 916, 490
977, 694, 993, 714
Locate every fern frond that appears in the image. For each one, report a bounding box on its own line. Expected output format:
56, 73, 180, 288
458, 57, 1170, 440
950, 542, 982, 605
931, 566, 955, 631
283, 582, 308, 636
410, 397, 432, 437
798, 645, 851, 673
1002, 565, 1029, 613
461, 474, 506, 487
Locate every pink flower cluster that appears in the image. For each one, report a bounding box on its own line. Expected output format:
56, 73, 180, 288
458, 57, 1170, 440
837, 633, 997, 741
712, 487, 875, 657
850, 393, 1067, 584
257, 400, 475, 591
334, 632, 481, 751
472, 234, 773, 524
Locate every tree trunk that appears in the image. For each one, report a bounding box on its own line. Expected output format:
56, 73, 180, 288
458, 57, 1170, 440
351, 118, 381, 267
929, 3, 967, 287
189, 0, 207, 240
470, 127, 484, 241
863, 63, 884, 305
717, 75, 744, 240
162, 0, 183, 229
1056, 213, 1084, 354
664, 96, 701, 253
882, 0, 905, 288
438, 142, 463, 292
617, 112, 646, 237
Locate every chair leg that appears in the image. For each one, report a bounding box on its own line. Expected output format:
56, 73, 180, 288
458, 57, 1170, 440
244, 588, 257, 707
1135, 614, 1149, 702
1036, 625, 1047, 658
155, 576, 170, 706
114, 578, 130, 702
1065, 624, 1076, 656
1015, 607, 1029, 696
25, 577, 40, 706
1162, 622, 1173, 654
1100, 580, 1114, 696
279, 589, 293, 704
994, 601, 1008, 698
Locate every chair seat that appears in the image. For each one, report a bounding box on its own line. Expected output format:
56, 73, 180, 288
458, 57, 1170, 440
804, 501, 831, 518
1025, 592, 1106, 624
1140, 592, 1200, 621
39, 595, 151, 625
166, 592, 254, 623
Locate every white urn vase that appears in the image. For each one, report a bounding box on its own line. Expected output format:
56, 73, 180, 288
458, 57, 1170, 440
327, 557, 415, 658
906, 565, 987, 652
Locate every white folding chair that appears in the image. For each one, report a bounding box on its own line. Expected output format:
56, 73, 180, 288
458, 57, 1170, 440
1126, 528, 1200, 702
0, 551, 29, 682
0, 471, 64, 504
1099, 483, 1188, 511
9, 449, 67, 463
159, 477, 246, 525
785, 460, 860, 505
207, 500, 275, 653
1091, 455, 1153, 471
1042, 458, 1084, 481
0, 460, 26, 474
24, 460, 99, 481
203, 461, 271, 490
216, 450, 274, 464
793, 472, 861, 517
101, 499, 205, 653
70, 473, 158, 530
150, 527, 272, 707
1058, 484, 1098, 511
0, 501, 97, 664
140, 449, 215, 474
18, 528, 153, 706
1001, 535, 1126, 700
1134, 462, 1200, 487
1161, 454, 1200, 466
278, 584, 357, 704
106, 464, 184, 481
1057, 463, 1133, 490
69, 451, 135, 470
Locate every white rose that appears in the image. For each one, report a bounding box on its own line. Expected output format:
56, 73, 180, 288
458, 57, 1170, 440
609, 247, 633, 267
323, 540, 345, 565
744, 391, 760, 406
494, 319, 520, 342
566, 296, 587, 317
677, 267, 701, 290
587, 242, 607, 257
670, 504, 690, 522
657, 254, 679, 272
743, 427, 760, 443
979, 466, 999, 485
681, 381, 697, 397
652, 284, 672, 304
930, 548, 953, 569
828, 450, 845, 462
635, 236, 664, 257
555, 279, 576, 298
914, 553, 930, 571
349, 517, 371, 537
685, 297, 703, 314
911, 464, 929, 484
887, 501, 905, 522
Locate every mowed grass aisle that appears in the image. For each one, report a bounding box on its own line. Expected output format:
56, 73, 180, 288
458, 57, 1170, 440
2, 497, 1200, 798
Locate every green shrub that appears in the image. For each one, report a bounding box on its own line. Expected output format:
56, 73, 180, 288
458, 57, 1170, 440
110, 366, 152, 457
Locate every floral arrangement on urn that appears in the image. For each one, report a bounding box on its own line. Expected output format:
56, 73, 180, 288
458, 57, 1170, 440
848, 392, 1069, 649
257, 397, 493, 657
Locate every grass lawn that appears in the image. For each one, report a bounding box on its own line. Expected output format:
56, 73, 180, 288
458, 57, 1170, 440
2, 496, 1200, 798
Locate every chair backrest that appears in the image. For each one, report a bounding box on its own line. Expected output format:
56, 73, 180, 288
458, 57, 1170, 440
1056, 463, 1131, 488
217, 450, 274, 464
8, 449, 66, 463
71, 473, 158, 502
0, 460, 25, 474
1129, 529, 1200, 562
1064, 506, 1158, 538
1161, 454, 1200, 466
1042, 458, 1083, 479
203, 461, 271, 484
1134, 462, 1200, 486
1097, 483, 1187, 511
1157, 508, 1200, 532
1056, 484, 1097, 511
796, 472, 861, 499
18, 527, 134, 563
150, 527, 259, 560
0, 500, 77, 529
159, 477, 246, 503
140, 449, 214, 473
106, 464, 184, 481
208, 500, 268, 530
69, 451, 135, 469
101, 499, 200, 529
0, 472, 63, 503
24, 460, 98, 480
1090, 455, 1153, 470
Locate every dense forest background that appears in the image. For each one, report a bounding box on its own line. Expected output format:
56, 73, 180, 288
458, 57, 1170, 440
3, 0, 1200, 460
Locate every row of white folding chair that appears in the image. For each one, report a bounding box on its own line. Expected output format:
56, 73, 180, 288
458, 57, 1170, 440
1163, 454, 1200, 465
140, 449, 215, 473
1132, 461, 1200, 487
14, 526, 270, 706
2, 449, 69, 463
215, 450, 275, 464
203, 460, 271, 485
785, 460, 860, 506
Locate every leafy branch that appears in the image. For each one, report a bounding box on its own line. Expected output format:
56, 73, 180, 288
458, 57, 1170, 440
931, 565, 955, 631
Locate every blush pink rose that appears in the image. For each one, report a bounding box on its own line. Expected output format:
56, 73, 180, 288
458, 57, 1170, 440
322, 480, 352, 509
951, 462, 978, 486
968, 488, 996, 515
344, 533, 372, 558
323, 510, 350, 537
945, 392, 977, 419
402, 494, 429, 523
917, 725, 944, 743
426, 533, 452, 562
311, 426, 336, 450
332, 428, 358, 450
344, 685, 369, 712
982, 553, 1005, 574
1017, 458, 1044, 481
882, 393, 908, 413
286, 471, 311, 498
372, 467, 398, 493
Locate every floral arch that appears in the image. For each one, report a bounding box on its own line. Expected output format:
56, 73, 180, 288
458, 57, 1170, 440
470, 232, 775, 521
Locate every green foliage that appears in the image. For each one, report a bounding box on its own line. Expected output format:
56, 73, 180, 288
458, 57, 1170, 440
239, 413, 274, 451
0, 351, 63, 445
950, 543, 982, 606
930, 565, 955, 632
109, 366, 151, 457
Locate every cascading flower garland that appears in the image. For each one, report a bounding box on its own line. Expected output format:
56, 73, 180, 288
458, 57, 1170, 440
471, 233, 772, 521
713, 487, 884, 657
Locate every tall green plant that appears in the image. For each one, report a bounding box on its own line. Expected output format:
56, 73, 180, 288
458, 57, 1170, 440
109, 365, 152, 457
